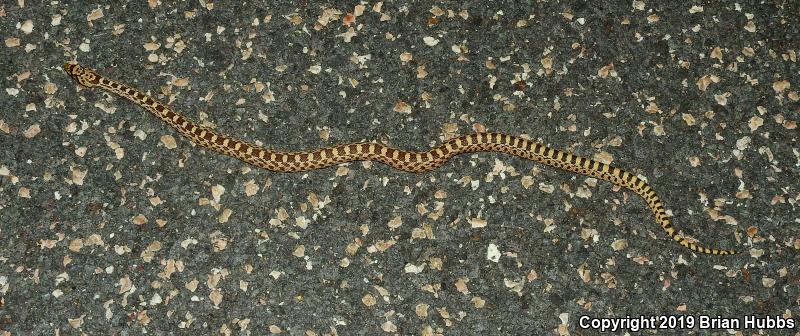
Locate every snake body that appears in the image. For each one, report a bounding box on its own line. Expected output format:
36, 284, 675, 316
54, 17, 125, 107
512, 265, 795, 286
64, 63, 737, 255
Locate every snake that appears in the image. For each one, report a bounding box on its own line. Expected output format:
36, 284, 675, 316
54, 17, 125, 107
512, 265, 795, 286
63, 63, 738, 255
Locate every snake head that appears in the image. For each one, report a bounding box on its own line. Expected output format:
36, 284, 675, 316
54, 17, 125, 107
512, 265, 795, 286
63, 63, 100, 88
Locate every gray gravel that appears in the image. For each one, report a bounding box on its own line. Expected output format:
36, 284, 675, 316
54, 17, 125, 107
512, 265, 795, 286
1, 1, 798, 335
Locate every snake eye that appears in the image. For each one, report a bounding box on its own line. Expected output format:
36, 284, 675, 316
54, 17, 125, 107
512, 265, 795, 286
67, 64, 81, 74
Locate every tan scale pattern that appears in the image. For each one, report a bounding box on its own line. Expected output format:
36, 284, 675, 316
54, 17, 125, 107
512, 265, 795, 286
64, 63, 738, 255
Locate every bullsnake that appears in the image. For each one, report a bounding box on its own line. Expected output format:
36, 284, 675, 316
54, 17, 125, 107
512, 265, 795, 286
64, 63, 738, 255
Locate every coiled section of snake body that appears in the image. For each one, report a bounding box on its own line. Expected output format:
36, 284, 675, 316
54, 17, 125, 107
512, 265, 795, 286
63, 63, 738, 255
